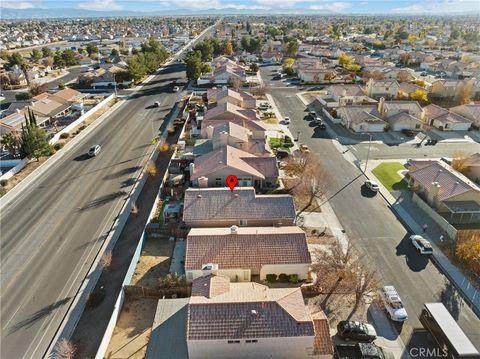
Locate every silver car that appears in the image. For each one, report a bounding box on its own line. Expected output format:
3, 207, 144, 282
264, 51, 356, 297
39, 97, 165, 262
88, 145, 101, 157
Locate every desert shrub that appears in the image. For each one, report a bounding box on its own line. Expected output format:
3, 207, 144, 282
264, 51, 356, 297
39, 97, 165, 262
159, 273, 186, 288
266, 274, 277, 283
288, 274, 298, 284
0, 179, 8, 187
86, 287, 106, 309
278, 273, 289, 283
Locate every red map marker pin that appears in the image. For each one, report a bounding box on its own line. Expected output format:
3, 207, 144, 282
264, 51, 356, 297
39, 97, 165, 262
226, 175, 238, 191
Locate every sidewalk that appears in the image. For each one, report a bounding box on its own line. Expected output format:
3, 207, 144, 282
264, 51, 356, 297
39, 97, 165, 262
365, 160, 480, 317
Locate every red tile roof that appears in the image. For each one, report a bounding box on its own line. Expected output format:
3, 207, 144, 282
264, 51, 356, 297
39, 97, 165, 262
185, 226, 311, 271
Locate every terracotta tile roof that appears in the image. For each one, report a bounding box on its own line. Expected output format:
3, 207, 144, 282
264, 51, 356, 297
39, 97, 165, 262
312, 312, 333, 355
384, 100, 422, 114
202, 119, 266, 133
450, 104, 480, 123
52, 87, 82, 102
188, 276, 314, 340
340, 105, 386, 125
424, 104, 471, 124
191, 145, 278, 181
183, 187, 295, 224
204, 102, 257, 122
327, 84, 365, 97
409, 160, 480, 201
191, 274, 230, 298
387, 111, 422, 124
185, 226, 311, 271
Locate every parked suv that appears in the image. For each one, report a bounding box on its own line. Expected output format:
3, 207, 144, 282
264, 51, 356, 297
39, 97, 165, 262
410, 235, 433, 255
337, 320, 377, 342
381, 286, 408, 322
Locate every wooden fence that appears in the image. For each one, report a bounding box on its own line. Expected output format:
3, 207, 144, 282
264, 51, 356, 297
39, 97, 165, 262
124, 285, 191, 299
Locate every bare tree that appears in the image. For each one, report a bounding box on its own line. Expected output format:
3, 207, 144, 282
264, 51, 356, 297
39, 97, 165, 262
451, 151, 472, 173
347, 262, 380, 320
399, 52, 412, 66
456, 79, 475, 105
312, 241, 356, 308
50, 338, 76, 359
146, 159, 157, 176
396, 70, 411, 83
99, 251, 113, 269
29, 80, 49, 96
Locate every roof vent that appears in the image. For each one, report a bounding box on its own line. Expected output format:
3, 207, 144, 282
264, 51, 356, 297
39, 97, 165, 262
234, 193, 239, 197
197, 194, 202, 198
230, 225, 238, 234
251, 310, 258, 316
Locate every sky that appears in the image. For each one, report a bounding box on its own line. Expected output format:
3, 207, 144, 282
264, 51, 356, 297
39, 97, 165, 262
1, 0, 479, 14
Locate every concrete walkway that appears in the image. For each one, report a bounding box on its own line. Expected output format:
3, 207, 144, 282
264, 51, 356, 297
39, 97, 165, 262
365, 159, 480, 318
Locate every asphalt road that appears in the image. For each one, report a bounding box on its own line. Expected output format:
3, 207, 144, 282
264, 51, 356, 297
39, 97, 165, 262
0, 26, 213, 359
267, 83, 480, 352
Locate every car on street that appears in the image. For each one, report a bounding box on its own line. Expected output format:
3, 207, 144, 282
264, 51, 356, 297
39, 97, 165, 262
309, 110, 316, 118
154, 101, 161, 107
410, 235, 433, 255
318, 122, 327, 130
337, 320, 377, 342
282, 117, 291, 125
313, 116, 322, 124
173, 86, 180, 92
364, 180, 380, 192
299, 144, 310, 154
88, 145, 101, 157
381, 286, 408, 322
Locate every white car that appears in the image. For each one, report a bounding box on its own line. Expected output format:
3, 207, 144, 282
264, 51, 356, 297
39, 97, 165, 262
153, 101, 161, 107
410, 235, 433, 255
381, 286, 408, 322
88, 145, 101, 157
173, 86, 180, 92
365, 180, 379, 192
283, 117, 291, 125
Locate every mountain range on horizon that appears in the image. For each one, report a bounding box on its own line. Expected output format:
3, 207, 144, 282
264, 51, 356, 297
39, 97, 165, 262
0, 6, 477, 20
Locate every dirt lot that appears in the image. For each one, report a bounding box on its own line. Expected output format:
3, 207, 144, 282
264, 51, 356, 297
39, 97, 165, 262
130, 237, 174, 288
104, 297, 158, 359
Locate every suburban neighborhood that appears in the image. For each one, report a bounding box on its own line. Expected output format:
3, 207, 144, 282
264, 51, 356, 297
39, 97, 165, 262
1, 3, 480, 359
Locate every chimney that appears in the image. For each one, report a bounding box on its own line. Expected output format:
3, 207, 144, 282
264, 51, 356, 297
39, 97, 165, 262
378, 97, 385, 116
206, 125, 214, 139
198, 176, 208, 188
189, 162, 195, 174
201, 263, 218, 276
428, 181, 441, 204
230, 225, 238, 234
219, 130, 228, 146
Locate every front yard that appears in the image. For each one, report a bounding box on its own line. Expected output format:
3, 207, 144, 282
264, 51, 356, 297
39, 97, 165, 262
371, 162, 408, 192
268, 136, 293, 152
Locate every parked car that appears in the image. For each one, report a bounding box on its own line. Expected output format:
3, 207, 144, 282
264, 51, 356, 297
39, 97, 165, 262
381, 286, 408, 322
173, 86, 180, 92
309, 111, 316, 118
401, 129, 416, 137
337, 320, 377, 342
88, 145, 101, 157
282, 117, 291, 125
299, 144, 310, 154
364, 180, 379, 192
410, 235, 433, 255
154, 101, 161, 107
318, 122, 327, 130
334, 343, 394, 359
313, 116, 323, 124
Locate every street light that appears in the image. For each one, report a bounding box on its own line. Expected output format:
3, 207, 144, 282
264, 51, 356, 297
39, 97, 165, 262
113, 73, 117, 97
361, 132, 373, 173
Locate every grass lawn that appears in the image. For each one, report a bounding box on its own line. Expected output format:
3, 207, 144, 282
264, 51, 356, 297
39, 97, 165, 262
372, 162, 408, 192
269, 137, 292, 152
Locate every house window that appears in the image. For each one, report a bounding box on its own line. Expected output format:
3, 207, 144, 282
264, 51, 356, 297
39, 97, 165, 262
228, 340, 240, 344
187, 272, 193, 280
415, 124, 421, 129
239, 219, 248, 226
244, 270, 249, 280
215, 178, 222, 186
246, 340, 258, 343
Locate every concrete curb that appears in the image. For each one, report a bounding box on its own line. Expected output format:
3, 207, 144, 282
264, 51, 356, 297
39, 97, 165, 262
0, 98, 124, 209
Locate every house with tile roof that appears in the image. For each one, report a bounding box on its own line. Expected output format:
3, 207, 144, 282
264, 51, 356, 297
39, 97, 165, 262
183, 187, 296, 228
197, 121, 268, 156
207, 88, 256, 109
423, 104, 472, 131
365, 79, 400, 99
450, 104, 480, 128
189, 145, 278, 189
337, 105, 387, 132
408, 159, 480, 224
318, 84, 374, 108
203, 102, 260, 125
430, 79, 479, 99
186, 274, 333, 359
185, 226, 311, 283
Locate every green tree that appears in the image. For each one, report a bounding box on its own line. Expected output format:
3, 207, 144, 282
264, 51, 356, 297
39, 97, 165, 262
338, 53, 353, 67
201, 63, 212, 74
42, 46, 54, 58
110, 48, 119, 57
0, 49, 9, 60
250, 63, 259, 73
61, 49, 78, 66
126, 55, 147, 83
31, 49, 42, 62
20, 109, 53, 161
285, 40, 299, 58
8, 52, 24, 66
86, 43, 99, 57
223, 41, 233, 55
15, 92, 32, 101
185, 51, 202, 80
193, 40, 213, 62
1, 132, 21, 157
